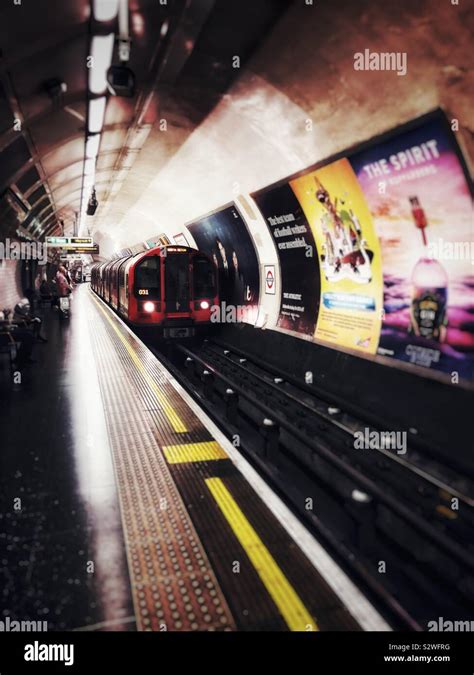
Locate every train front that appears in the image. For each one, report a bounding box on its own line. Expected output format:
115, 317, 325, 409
132, 246, 218, 338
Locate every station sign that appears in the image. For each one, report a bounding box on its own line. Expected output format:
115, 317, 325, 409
46, 237, 94, 248
61, 245, 100, 255
61, 254, 85, 261
70, 237, 93, 246
46, 236, 69, 246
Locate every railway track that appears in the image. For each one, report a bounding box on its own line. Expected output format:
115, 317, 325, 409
148, 336, 474, 630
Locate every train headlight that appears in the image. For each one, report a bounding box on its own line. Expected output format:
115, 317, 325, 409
200, 300, 210, 310
143, 301, 155, 313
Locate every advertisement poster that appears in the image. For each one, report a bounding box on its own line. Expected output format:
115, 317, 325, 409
187, 205, 260, 322
351, 116, 474, 379
290, 159, 384, 354
252, 184, 320, 336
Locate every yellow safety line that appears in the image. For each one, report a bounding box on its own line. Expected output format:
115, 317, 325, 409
92, 296, 188, 433
163, 441, 228, 464
205, 477, 318, 631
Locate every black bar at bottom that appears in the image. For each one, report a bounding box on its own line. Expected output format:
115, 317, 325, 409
0, 631, 471, 673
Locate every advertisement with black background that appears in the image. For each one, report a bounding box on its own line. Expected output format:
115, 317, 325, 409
187, 205, 260, 319
252, 183, 320, 336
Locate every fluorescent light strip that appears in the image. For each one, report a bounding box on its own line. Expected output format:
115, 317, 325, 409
89, 34, 115, 95
84, 158, 96, 176
88, 97, 106, 133
93, 0, 119, 22
86, 134, 101, 159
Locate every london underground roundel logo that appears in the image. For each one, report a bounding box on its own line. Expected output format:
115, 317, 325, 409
266, 269, 274, 289
264, 265, 276, 294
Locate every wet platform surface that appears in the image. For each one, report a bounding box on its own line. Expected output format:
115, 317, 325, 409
0, 292, 134, 631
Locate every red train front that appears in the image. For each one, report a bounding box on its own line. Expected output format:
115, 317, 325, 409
91, 246, 218, 337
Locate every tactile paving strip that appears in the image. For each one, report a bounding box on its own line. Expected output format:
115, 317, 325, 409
87, 296, 236, 631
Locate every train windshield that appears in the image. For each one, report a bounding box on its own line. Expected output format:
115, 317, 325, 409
134, 256, 161, 298
165, 253, 189, 310
193, 255, 216, 298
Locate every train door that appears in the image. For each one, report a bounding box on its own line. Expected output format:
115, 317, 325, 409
164, 253, 190, 313
118, 257, 130, 316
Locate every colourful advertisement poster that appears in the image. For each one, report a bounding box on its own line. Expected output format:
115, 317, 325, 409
252, 184, 320, 336
290, 159, 384, 354
350, 116, 474, 380
187, 205, 260, 322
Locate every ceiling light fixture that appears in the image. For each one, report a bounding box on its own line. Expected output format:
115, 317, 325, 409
88, 97, 106, 133
84, 158, 96, 176
84, 176, 96, 193
93, 0, 119, 22
89, 34, 115, 94
85, 134, 101, 159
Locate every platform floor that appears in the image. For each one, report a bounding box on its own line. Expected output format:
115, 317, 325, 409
0, 286, 389, 631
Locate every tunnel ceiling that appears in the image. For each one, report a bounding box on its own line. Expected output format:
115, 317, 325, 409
0, 0, 290, 244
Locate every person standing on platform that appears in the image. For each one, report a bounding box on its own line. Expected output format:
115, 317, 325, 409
56, 266, 73, 298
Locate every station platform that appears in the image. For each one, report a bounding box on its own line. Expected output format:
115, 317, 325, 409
0, 286, 390, 632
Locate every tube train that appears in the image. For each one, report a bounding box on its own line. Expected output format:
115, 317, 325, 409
90, 245, 218, 338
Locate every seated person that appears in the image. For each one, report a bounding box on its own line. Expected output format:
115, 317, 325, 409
13, 298, 48, 343
0, 310, 36, 366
